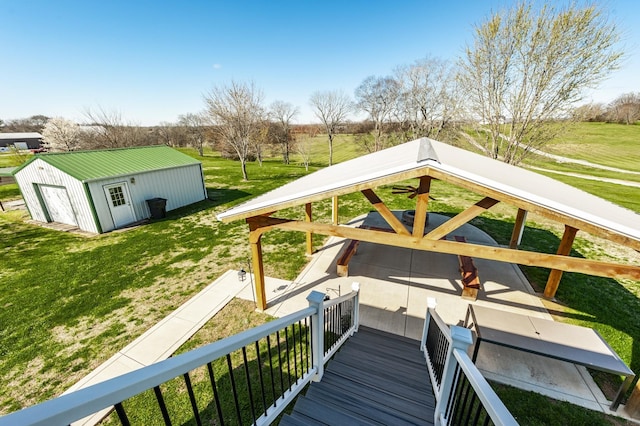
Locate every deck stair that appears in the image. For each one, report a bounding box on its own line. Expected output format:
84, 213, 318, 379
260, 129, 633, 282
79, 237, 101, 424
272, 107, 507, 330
280, 326, 435, 425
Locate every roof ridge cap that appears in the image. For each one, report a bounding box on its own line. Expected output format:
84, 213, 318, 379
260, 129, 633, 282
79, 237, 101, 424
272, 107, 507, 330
417, 138, 439, 163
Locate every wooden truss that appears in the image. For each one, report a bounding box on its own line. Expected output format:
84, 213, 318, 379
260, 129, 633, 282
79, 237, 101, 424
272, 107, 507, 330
237, 173, 640, 311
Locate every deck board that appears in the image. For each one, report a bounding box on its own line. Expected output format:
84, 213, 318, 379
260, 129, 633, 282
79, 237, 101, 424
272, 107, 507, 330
280, 326, 435, 425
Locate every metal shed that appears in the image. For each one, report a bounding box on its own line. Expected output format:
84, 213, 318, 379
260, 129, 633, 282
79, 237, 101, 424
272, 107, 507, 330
13, 146, 207, 233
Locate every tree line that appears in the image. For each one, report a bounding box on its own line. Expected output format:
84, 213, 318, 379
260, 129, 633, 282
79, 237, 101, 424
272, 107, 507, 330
1, 2, 631, 179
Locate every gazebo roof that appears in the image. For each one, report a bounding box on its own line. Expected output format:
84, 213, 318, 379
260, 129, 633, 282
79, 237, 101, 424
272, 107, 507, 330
218, 138, 639, 248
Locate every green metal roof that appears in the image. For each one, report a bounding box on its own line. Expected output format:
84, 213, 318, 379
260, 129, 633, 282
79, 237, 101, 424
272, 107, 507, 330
14, 146, 201, 181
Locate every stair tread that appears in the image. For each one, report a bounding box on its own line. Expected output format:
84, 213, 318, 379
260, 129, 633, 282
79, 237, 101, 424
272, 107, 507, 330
308, 381, 433, 425
282, 326, 436, 425
292, 394, 382, 425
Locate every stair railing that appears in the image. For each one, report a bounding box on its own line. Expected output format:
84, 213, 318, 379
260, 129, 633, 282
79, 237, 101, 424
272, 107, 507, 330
421, 299, 517, 426
0, 284, 360, 426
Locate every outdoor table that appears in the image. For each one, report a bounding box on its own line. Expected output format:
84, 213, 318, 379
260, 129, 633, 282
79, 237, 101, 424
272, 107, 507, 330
464, 304, 635, 410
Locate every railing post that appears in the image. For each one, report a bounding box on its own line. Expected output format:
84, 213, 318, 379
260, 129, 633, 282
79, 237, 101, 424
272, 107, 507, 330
434, 325, 473, 426
421, 297, 438, 352
307, 290, 326, 382
351, 282, 360, 333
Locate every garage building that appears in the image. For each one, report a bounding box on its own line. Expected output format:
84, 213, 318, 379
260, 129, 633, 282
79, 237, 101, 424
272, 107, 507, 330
13, 145, 207, 233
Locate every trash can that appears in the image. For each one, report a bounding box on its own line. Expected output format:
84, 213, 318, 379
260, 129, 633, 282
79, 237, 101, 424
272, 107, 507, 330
146, 198, 167, 219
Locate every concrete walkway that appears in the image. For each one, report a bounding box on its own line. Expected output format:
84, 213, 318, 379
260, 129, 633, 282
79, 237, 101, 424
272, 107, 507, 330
66, 270, 288, 426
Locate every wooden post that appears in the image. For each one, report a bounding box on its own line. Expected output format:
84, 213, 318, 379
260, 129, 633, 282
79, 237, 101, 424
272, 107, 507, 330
625, 381, 640, 418
249, 235, 267, 310
413, 176, 432, 238
248, 220, 268, 311
332, 196, 339, 225
543, 225, 578, 299
509, 209, 528, 249
305, 203, 313, 255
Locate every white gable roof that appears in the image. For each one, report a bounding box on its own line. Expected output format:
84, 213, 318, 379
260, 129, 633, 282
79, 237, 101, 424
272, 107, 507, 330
217, 138, 640, 244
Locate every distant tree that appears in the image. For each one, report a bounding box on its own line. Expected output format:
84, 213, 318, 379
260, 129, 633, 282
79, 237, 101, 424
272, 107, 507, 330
394, 57, 462, 142
204, 81, 265, 180
458, 2, 622, 164
269, 101, 299, 164
355, 76, 399, 152
41, 117, 81, 152
157, 122, 189, 147
3, 115, 50, 133
178, 112, 208, 156
83, 107, 147, 148
295, 125, 320, 171
309, 90, 351, 166
607, 92, 640, 125
572, 103, 607, 122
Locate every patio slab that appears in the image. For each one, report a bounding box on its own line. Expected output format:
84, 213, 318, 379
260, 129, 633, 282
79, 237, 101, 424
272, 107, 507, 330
245, 212, 634, 418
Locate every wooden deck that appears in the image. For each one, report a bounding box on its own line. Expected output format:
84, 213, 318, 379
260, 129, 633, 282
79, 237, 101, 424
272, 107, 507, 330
280, 326, 435, 425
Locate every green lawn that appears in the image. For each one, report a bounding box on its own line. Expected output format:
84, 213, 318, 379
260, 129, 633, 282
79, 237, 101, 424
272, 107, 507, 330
544, 122, 640, 172
1, 129, 639, 424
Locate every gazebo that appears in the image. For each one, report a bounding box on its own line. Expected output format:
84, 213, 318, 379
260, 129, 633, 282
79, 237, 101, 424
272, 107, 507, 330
217, 138, 640, 311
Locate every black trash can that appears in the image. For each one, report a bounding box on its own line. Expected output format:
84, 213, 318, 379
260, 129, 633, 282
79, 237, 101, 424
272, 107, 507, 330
146, 198, 167, 219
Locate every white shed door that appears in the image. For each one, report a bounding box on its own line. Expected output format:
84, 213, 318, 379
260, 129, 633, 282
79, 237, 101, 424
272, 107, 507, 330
40, 185, 78, 226
103, 182, 136, 228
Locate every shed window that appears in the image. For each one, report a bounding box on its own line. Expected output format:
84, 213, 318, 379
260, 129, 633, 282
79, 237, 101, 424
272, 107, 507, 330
109, 187, 126, 207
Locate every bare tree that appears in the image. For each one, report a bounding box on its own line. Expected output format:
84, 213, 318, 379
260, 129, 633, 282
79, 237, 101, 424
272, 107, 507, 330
204, 81, 265, 180
178, 113, 209, 156
458, 2, 622, 165
156, 121, 188, 147
607, 92, 640, 125
393, 57, 462, 142
3, 115, 50, 133
355, 76, 399, 152
269, 101, 299, 164
41, 117, 81, 152
83, 107, 147, 148
572, 102, 608, 122
309, 90, 351, 166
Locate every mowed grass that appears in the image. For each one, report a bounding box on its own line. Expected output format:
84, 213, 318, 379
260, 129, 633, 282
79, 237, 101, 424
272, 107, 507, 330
0, 149, 323, 413
544, 121, 640, 172
0, 127, 639, 424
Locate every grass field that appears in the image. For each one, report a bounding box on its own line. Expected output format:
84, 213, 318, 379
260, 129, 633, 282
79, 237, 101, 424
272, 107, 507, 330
0, 123, 639, 423
545, 122, 640, 172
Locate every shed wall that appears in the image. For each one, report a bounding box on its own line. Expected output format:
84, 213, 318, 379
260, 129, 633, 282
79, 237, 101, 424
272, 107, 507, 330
14, 158, 100, 233
88, 164, 206, 232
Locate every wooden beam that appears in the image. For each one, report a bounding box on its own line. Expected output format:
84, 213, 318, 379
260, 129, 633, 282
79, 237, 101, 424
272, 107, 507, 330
332, 196, 339, 225
361, 189, 410, 236
219, 166, 433, 223
428, 168, 640, 251
412, 176, 432, 237
248, 216, 640, 281
509, 209, 528, 249
305, 203, 313, 255
425, 197, 499, 241
544, 225, 579, 299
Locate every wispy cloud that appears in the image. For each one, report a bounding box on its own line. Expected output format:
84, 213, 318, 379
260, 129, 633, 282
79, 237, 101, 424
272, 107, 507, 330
213, 64, 222, 70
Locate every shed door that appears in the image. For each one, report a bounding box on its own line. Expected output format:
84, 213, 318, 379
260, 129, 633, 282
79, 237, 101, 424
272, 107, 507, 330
103, 182, 136, 228
40, 185, 78, 226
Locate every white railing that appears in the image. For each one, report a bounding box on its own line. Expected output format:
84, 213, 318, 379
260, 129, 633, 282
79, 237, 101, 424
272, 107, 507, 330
0, 284, 360, 426
421, 299, 517, 426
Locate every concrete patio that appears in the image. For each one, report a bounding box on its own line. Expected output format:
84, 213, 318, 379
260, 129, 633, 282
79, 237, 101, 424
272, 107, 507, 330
236, 212, 633, 418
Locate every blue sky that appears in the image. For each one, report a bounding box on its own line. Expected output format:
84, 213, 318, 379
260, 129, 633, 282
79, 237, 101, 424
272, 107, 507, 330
1, 0, 638, 125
